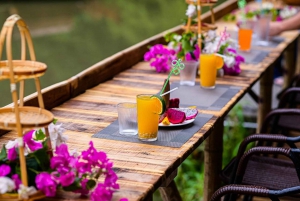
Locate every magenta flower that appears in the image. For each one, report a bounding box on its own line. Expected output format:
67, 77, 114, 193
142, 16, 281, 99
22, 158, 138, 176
11, 174, 22, 190
185, 45, 200, 61
144, 44, 175, 73
23, 130, 43, 152
104, 170, 119, 190
59, 171, 75, 187
223, 48, 245, 76
0, 164, 11, 176
7, 147, 17, 161
35, 172, 57, 197
90, 183, 113, 201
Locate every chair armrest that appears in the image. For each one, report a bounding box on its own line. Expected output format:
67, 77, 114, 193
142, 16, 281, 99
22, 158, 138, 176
210, 184, 269, 201
278, 87, 300, 108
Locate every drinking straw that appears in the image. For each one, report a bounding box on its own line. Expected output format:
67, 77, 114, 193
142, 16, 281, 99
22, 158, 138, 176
215, 27, 230, 53
160, 59, 185, 96
238, 0, 247, 24
160, 87, 179, 97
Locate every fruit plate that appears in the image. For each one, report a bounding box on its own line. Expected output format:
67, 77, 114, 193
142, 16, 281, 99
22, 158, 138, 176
159, 119, 195, 127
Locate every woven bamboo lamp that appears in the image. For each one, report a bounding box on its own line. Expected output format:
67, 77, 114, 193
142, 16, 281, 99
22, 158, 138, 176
0, 14, 54, 200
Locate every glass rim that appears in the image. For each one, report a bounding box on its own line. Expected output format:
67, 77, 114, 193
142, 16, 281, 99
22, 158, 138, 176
117, 102, 136, 108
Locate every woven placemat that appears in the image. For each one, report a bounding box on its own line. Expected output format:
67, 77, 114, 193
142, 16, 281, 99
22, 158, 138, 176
92, 113, 213, 148
170, 82, 241, 111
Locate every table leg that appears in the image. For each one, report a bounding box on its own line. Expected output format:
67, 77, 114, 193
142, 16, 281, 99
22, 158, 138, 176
295, 37, 300, 75
203, 117, 224, 201
283, 42, 296, 89
159, 180, 182, 201
257, 65, 274, 133
144, 194, 153, 201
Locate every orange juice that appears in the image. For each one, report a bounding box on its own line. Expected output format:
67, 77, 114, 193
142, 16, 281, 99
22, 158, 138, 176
137, 94, 160, 141
239, 29, 253, 51
200, 54, 217, 89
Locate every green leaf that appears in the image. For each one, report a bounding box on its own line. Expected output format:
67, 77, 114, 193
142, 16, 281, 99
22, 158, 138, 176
34, 129, 46, 141
0, 145, 7, 161
53, 119, 58, 124
32, 147, 50, 171
86, 179, 97, 190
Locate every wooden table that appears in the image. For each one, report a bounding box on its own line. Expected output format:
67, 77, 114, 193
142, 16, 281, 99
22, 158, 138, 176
0, 1, 299, 201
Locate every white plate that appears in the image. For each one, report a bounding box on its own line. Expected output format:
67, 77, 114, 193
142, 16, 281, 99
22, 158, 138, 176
159, 118, 195, 127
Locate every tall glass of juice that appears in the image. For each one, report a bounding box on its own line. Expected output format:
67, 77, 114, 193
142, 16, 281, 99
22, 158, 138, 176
238, 21, 253, 51
137, 94, 160, 141
200, 54, 217, 89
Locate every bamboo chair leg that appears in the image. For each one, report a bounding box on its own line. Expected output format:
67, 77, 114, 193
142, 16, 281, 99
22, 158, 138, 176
19, 80, 25, 106
34, 77, 44, 109
210, 6, 215, 24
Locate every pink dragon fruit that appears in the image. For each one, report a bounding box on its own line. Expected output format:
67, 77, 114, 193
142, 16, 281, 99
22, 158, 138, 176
173, 108, 198, 120
167, 108, 186, 124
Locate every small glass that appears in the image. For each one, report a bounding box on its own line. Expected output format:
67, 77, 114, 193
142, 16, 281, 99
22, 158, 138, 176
200, 54, 217, 89
117, 102, 137, 135
255, 13, 272, 46
180, 60, 199, 86
136, 94, 159, 141
238, 21, 254, 51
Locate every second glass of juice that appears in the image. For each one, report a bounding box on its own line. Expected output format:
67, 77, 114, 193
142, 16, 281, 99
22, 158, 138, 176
200, 54, 217, 89
137, 94, 160, 141
238, 21, 253, 51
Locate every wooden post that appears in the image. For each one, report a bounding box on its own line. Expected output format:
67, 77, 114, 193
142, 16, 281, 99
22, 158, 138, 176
210, 6, 215, 24
295, 37, 300, 74
203, 117, 224, 201
159, 180, 183, 201
283, 42, 296, 89
257, 65, 274, 133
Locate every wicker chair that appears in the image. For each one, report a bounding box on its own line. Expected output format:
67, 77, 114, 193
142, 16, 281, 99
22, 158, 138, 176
220, 146, 300, 201
219, 87, 300, 200
211, 184, 300, 201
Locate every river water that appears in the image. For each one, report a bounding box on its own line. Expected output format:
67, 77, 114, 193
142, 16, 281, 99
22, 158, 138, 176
0, 0, 225, 107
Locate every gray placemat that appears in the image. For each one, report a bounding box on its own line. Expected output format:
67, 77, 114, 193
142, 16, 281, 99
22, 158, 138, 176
92, 113, 213, 148
170, 82, 241, 111
237, 50, 269, 64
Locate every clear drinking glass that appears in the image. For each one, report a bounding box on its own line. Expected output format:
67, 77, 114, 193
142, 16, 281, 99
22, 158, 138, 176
117, 102, 137, 135
180, 60, 199, 86
255, 13, 272, 46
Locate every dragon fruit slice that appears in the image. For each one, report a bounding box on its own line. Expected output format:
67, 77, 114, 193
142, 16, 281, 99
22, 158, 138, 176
170, 108, 198, 120
167, 108, 186, 124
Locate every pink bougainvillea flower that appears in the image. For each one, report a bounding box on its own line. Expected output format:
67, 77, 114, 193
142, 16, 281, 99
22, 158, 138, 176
23, 130, 43, 152
104, 170, 119, 190
119, 199, 129, 201
59, 171, 75, 187
143, 44, 175, 73
223, 48, 245, 76
90, 183, 113, 201
7, 148, 17, 161
185, 45, 200, 61
0, 164, 11, 176
11, 174, 22, 190
35, 172, 57, 197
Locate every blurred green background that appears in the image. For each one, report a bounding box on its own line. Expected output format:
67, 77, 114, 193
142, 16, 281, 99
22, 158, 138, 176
0, 0, 226, 107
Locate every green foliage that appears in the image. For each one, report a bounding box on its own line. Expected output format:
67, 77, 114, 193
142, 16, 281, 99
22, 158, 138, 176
34, 129, 46, 141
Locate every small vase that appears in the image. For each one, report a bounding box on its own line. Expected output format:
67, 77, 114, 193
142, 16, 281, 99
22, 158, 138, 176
180, 60, 199, 86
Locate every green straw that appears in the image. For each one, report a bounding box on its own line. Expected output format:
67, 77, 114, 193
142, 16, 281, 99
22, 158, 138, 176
160, 59, 185, 96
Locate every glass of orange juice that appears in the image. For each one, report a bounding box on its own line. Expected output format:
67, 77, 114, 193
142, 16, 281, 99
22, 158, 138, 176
238, 21, 254, 51
200, 54, 218, 89
136, 94, 165, 141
